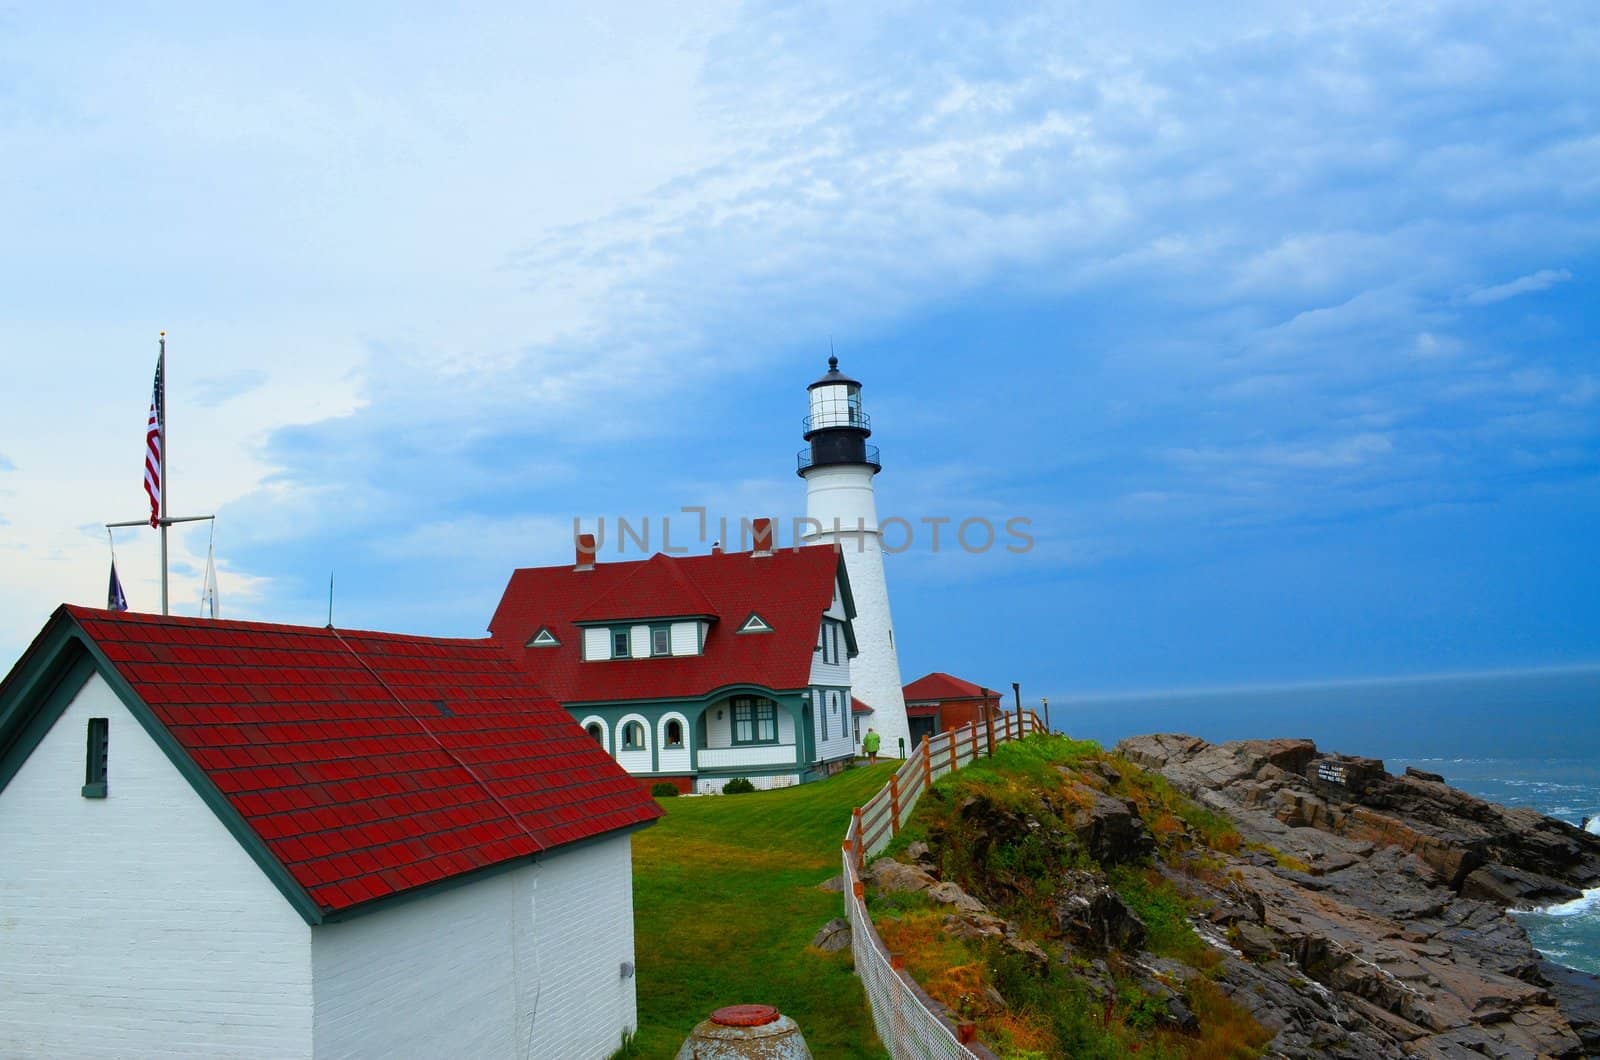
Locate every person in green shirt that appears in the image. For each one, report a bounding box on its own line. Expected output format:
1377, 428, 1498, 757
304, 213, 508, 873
862, 727, 881, 764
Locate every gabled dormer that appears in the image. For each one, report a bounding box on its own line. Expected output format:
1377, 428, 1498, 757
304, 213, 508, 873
571, 553, 717, 661
526, 626, 560, 648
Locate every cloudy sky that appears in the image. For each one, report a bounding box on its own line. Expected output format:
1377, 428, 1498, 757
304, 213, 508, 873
2, 2, 1596, 700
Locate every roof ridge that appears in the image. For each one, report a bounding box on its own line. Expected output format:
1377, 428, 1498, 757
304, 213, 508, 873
63, 604, 501, 648
574, 552, 717, 622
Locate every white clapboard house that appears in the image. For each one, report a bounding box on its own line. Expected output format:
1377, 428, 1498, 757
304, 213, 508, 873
0, 605, 660, 1059
489, 523, 861, 793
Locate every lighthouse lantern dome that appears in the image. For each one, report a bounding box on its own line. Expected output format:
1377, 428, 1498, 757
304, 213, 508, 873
805, 356, 868, 436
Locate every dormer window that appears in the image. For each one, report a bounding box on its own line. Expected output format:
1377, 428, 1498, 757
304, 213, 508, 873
651, 625, 671, 656
738, 613, 772, 634
612, 630, 631, 659
528, 627, 560, 648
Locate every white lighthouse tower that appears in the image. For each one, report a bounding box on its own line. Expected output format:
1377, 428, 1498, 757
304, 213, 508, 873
798, 356, 911, 759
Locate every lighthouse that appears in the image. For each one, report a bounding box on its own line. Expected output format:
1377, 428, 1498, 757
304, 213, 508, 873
797, 356, 911, 758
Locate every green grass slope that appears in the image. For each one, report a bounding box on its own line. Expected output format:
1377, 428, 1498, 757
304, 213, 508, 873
628, 765, 894, 1058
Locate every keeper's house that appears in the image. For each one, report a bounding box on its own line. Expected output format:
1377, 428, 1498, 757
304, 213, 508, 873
489, 523, 860, 793
0, 605, 659, 1060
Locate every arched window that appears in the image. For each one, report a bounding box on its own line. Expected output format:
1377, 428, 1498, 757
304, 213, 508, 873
585, 722, 604, 744
664, 719, 684, 748
622, 721, 646, 750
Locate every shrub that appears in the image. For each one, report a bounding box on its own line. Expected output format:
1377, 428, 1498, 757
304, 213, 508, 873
650, 782, 680, 798
722, 777, 756, 795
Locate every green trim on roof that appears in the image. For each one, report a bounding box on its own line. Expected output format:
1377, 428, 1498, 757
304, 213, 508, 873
65, 623, 328, 927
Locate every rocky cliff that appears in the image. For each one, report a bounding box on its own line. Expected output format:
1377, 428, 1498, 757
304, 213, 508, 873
857, 734, 1600, 1058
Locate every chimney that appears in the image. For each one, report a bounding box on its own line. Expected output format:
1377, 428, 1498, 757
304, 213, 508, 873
711, 539, 723, 555
575, 532, 597, 571
751, 518, 774, 558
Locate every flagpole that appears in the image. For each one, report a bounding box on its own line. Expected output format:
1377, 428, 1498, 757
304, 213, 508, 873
158, 332, 168, 614
103, 330, 214, 616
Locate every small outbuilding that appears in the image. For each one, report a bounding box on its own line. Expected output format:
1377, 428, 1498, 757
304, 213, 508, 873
0, 605, 660, 1059
901, 671, 1003, 749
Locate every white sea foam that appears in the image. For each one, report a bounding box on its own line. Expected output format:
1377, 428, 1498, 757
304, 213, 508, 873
1586, 817, 1600, 836
1528, 888, 1600, 918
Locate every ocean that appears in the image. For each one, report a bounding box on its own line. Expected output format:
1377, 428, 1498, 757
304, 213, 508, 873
1051, 666, 1600, 974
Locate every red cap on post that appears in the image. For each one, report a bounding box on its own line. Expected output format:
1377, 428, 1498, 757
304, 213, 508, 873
710, 1004, 781, 1027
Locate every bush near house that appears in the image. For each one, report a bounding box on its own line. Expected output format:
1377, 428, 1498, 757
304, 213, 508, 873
650, 782, 680, 798
721, 777, 756, 795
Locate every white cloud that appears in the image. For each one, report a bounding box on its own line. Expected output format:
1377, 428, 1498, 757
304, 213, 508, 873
1465, 268, 1573, 305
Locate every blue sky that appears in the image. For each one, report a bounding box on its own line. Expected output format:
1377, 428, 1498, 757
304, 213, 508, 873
2, 2, 1596, 702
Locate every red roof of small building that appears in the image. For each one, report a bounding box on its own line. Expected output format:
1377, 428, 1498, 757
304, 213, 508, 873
489, 545, 850, 704
851, 696, 873, 715
903, 671, 999, 703
15, 606, 660, 919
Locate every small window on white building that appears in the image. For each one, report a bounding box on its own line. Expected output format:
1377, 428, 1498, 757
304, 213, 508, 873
585, 722, 605, 744
612, 629, 631, 659
651, 626, 671, 656
665, 719, 684, 747
622, 721, 646, 749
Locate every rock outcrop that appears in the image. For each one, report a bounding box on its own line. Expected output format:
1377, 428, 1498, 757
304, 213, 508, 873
1117, 734, 1600, 1057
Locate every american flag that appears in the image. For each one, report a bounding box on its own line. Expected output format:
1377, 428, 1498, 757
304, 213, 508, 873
143, 352, 163, 528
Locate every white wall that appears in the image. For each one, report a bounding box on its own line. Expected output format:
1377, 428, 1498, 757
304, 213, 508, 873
657, 713, 690, 773
813, 690, 854, 763
802, 467, 910, 757
629, 625, 649, 658
0, 672, 314, 1059
583, 628, 610, 661
808, 625, 850, 688
669, 621, 699, 656
614, 713, 652, 773
312, 834, 639, 1060
694, 772, 799, 794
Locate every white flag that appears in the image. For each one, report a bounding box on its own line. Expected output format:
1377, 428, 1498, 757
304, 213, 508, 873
201, 537, 220, 619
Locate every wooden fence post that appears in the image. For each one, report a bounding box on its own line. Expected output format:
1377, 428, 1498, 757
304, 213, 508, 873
923, 737, 933, 790
949, 728, 958, 775
852, 807, 864, 869
888, 773, 901, 836
985, 713, 996, 757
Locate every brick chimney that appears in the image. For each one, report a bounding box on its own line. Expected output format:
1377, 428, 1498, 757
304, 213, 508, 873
575, 533, 597, 571
751, 518, 774, 557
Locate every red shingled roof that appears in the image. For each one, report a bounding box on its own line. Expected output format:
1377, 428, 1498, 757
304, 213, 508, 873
489, 545, 849, 704
903, 671, 999, 703
573, 554, 717, 623
50, 606, 660, 917
851, 696, 873, 715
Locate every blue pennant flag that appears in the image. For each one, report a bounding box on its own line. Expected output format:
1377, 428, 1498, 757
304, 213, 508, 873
108, 559, 129, 612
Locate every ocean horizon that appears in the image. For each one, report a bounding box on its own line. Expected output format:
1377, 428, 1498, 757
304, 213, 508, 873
1048, 665, 1600, 974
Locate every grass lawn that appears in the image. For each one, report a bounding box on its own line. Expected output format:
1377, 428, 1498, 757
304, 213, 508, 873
627, 763, 896, 1058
